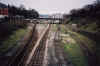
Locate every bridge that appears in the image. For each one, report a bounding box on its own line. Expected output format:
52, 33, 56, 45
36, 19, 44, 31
30, 17, 65, 24
36, 17, 64, 21
1, 17, 65, 24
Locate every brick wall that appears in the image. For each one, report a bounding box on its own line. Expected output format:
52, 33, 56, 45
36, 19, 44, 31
0, 8, 8, 15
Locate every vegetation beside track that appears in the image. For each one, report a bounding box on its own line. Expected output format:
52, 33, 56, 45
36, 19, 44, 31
0, 23, 28, 54
60, 25, 95, 66
0, 29, 27, 53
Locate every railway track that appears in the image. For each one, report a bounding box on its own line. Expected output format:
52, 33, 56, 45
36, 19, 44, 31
7, 24, 37, 66
26, 24, 50, 66
43, 25, 69, 66
7, 24, 50, 66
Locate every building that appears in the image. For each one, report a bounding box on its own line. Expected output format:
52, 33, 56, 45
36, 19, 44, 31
0, 8, 8, 15
0, 3, 8, 16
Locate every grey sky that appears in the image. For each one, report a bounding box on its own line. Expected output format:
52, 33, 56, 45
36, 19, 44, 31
0, 0, 96, 14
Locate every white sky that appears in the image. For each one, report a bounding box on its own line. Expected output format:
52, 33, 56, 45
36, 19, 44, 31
0, 0, 96, 14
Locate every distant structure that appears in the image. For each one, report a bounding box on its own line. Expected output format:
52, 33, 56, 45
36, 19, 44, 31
39, 14, 50, 18
51, 13, 63, 19
0, 8, 8, 15
0, 3, 8, 16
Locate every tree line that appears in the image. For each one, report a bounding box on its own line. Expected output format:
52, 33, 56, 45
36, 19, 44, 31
8, 5, 39, 19
64, 1, 100, 27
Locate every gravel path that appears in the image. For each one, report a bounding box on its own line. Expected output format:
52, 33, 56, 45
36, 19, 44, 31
43, 25, 71, 66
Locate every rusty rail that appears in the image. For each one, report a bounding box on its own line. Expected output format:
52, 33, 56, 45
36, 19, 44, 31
8, 24, 37, 66
7, 24, 50, 66
25, 24, 50, 66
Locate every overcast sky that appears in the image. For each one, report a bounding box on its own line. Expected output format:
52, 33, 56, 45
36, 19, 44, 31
0, 0, 96, 14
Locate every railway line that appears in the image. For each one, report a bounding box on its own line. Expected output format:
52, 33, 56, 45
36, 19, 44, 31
6, 24, 50, 66
7, 24, 37, 66
26, 24, 50, 66
45, 25, 69, 66
1, 22, 69, 66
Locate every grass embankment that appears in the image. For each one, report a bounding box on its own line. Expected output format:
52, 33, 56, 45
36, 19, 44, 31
60, 25, 95, 66
69, 19, 99, 33
0, 24, 28, 54
67, 30, 95, 53
68, 19, 98, 65
80, 23, 98, 33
